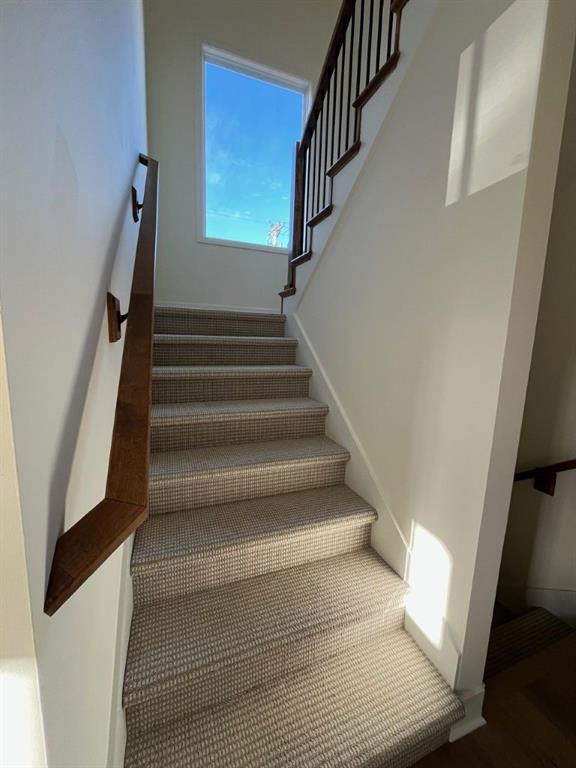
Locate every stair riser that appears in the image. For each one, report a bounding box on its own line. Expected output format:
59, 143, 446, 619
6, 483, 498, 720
132, 522, 373, 605
155, 312, 286, 338
153, 374, 310, 404
151, 411, 327, 452
153, 342, 297, 367
124, 608, 404, 733
149, 459, 347, 515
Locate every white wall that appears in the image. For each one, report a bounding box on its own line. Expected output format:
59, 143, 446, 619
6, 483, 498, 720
499, 46, 576, 625
287, 0, 575, 705
0, 1, 147, 765
143, 0, 339, 311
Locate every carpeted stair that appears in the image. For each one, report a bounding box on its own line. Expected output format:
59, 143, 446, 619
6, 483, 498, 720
123, 306, 464, 767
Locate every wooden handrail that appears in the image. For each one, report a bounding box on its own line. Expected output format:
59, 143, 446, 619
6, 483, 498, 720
44, 153, 158, 616
280, 0, 410, 302
514, 458, 576, 497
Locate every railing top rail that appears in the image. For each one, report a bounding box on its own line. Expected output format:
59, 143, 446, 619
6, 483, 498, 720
514, 457, 576, 497
514, 458, 576, 480
44, 153, 158, 616
301, 0, 356, 151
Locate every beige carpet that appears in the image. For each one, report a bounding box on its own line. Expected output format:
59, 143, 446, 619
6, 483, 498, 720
123, 306, 464, 767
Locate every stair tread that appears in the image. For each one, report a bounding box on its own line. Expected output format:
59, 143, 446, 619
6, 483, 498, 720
124, 549, 407, 703
132, 485, 376, 569
150, 437, 349, 480
153, 365, 312, 379
151, 397, 328, 424
154, 334, 296, 345
124, 628, 464, 768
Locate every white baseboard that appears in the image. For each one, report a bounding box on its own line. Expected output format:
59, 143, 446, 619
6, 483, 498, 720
154, 300, 280, 314
450, 686, 486, 742
287, 312, 410, 580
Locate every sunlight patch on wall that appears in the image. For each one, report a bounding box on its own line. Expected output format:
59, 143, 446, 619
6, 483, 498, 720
405, 524, 452, 648
446, 0, 547, 206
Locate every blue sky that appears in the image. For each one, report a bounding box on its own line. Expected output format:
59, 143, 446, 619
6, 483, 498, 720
204, 61, 304, 249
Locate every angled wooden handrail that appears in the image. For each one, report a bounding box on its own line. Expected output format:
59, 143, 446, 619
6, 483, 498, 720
44, 153, 158, 615
514, 458, 576, 497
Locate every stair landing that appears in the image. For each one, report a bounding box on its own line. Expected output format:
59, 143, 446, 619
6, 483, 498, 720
123, 306, 464, 767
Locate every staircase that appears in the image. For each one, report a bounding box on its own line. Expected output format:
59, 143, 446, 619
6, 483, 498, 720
122, 306, 463, 767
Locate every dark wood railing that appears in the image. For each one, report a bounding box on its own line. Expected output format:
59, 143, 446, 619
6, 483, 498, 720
44, 153, 158, 615
514, 458, 576, 497
281, 0, 410, 301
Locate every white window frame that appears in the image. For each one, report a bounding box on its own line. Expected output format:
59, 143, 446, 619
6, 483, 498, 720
198, 45, 311, 255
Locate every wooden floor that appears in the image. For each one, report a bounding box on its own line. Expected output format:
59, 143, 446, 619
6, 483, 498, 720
416, 634, 576, 767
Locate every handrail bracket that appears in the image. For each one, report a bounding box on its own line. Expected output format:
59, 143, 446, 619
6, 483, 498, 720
107, 291, 129, 343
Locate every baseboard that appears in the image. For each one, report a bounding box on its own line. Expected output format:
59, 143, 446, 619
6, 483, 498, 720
449, 686, 486, 741
154, 300, 280, 314
287, 312, 410, 580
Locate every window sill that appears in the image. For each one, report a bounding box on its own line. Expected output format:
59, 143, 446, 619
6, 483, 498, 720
197, 236, 289, 256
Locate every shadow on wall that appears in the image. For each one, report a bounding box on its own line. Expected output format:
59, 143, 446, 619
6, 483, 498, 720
45, 149, 140, 592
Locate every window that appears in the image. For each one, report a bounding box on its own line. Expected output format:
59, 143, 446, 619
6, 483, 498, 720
202, 48, 307, 251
